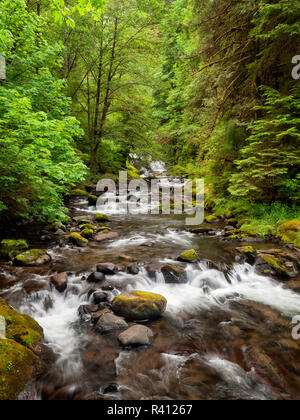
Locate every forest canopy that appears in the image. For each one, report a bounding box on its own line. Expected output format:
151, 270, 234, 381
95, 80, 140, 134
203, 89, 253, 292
0, 0, 299, 235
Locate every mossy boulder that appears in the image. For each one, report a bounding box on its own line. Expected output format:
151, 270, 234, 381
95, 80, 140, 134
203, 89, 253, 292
0, 298, 43, 350
79, 223, 97, 231
97, 226, 112, 232
0, 299, 43, 400
95, 213, 110, 222
112, 291, 167, 321
0, 339, 41, 400
177, 249, 200, 263
258, 254, 291, 278
0, 240, 28, 259
13, 249, 51, 267
278, 220, 300, 248
81, 228, 94, 239
205, 214, 218, 223
69, 233, 88, 247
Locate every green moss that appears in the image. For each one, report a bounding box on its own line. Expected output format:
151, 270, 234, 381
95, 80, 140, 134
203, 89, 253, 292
69, 232, 88, 246
88, 195, 98, 205
0, 298, 43, 351
97, 226, 112, 232
13, 249, 50, 266
260, 254, 290, 277
205, 214, 218, 223
95, 213, 110, 222
278, 220, 300, 247
224, 209, 233, 219
240, 246, 257, 254
79, 223, 96, 231
178, 249, 200, 262
0, 240, 28, 259
126, 162, 141, 179
81, 228, 94, 239
112, 291, 167, 321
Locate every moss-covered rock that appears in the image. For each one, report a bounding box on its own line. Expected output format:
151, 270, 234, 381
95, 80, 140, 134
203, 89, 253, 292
81, 228, 94, 239
0, 339, 41, 400
97, 226, 112, 232
13, 250, 51, 267
95, 213, 110, 222
0, 240, 28, 259
205, 214, 218, 223
69, 233, 88, 247
177, 249, 200, 263
76, 218, 90, 226
112, 291, 167, 321
278, 220, 300, 248
0, 298, 43, 350
259, 254, 291, 278
79, 223, 97, 231
224, 209, 233, 219
0, 299, 44, 400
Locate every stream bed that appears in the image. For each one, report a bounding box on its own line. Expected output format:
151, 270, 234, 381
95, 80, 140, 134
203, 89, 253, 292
1, 168, 300, 400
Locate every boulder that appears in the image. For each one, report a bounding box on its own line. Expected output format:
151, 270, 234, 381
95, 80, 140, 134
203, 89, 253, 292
256, 253, 295, 279
205, 214, 218, 223
13, 249, 51, 267
81, 228, 94, 239
92, 291, 109, 304
69, 233, 88, 247
87, 272, 106, 283
50, 272, 68, 293
177, 249, 200, 263
161, 264, 187, 284
94, 232, 118, 242
96, 263, 118, 275
96, 313, 128, 332
118, 324, 154, 346
236, 246, 257, 264
88, 195, 98, 206
0, 298, 44, 400
277, 220, 300, 248
112, 291, 167, 321
190, 227, 215, 235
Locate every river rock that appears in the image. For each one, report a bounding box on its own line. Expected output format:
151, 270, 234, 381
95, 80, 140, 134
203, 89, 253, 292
95, 232, 119, 242
69, 232, 88, 247
78, 304, 99, 322
118, 324, 154, 346
0, 298, 44, 400
96, 313, 128, 332
177, 249, 200, 263
50, 272, 68, 293
96, 263, 118, 275
161, 264, 187, 284
92, 291, 109, 304
87, 272, 106, 283
49, 384, 82, 401
127, 264, 140, 275
13, 249, 51, 266
23, 279, 51, 294
119, 254, 137, 263
112, 291, 167, 321
190, 227, 216, 235
256, 253, 296, 279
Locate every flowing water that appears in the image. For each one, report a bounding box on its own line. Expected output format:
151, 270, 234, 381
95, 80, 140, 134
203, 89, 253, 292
1, 164, 300, 400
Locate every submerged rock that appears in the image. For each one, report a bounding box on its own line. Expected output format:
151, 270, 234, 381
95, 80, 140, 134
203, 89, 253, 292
96, 313, 128, 332
161, 264, 187, 284
96, 263, 118, 275
50, 272, 68, 293
69, 233, 88, 247
13, 249, 51, 267
118, 324, 154, 347
94, 232, 118, 242
177, 249, 200, 263
112, 291, 167, 321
